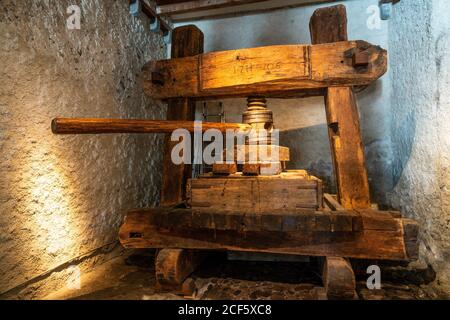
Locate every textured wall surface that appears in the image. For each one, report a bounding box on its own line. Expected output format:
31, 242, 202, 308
388, 0, 450, 290
0, 0, 166, 297
176, 0, 393, 198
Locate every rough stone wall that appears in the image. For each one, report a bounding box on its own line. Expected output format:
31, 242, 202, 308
388, 0, 450, 290
0, 0, 166, 297
176, 0, 393, 199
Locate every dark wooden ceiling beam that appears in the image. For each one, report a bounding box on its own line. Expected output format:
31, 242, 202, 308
157, 0, 269, 16
157, 0, 340, 21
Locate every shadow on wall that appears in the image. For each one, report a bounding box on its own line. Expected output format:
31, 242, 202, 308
280, 124, 336, 193
391, 109, 416, 190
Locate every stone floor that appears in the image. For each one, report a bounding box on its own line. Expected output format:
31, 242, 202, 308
45, 250, 448, 300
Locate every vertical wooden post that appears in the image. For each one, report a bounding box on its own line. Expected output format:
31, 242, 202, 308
310, 5, 371, 209
157, 26, 205, 295
161, 25, 204, 207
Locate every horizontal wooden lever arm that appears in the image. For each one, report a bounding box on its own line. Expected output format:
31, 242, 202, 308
51, 118, 251, 134
142, 40, 387, 99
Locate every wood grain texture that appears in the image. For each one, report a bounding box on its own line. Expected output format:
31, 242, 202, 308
324, 87, 371, 209
323, 193, 345, 211
310, 5, 371, 209
155, 249, 206, 286
188, 171, 323, 211
161, 25, 204, 207
200, 45, 310, 90
122, 208, 363, 232
309, 4, 348, 44
212, 163, 238, 175
322, 257, 356, 299
233, 144, 290, 162
119, 208, 419, 261
141, 41, 387, 99
51, 118, 250, 134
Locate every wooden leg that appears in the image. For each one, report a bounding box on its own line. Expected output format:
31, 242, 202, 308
310, 5, 371, 209
155, 249, 206, 295
322, 257, 357, 300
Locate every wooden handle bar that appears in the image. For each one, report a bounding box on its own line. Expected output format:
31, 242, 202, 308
51, 118, 251, 134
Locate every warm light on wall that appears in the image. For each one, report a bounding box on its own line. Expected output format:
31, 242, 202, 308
31, 173, 74, 255
19, 144, 82, 262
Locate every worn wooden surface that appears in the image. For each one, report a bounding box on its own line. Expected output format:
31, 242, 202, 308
119, 207, 419, 261
324, 87, 371, 209
323, 193, 345, 211
322, 257, 357, 299
242, 162, 283, 176
200, 45, 309, 90
142, 41, 387, 99
402, 218, 420, 260
51, 118, 250, 134
155, 249, 206, 285
212, 163, 238, 175
188, 171, 323, 211
161, 25, 204, 207
155, 248, 206, 294
122, 208, 361, 232
310, 5, 371, 209
309, 4, 347, 45
232, 145, 290, 162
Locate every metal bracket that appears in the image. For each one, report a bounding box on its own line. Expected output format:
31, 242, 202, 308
129, 0, 140, 17
379, 2, 392, 20
379, 0, 400, 20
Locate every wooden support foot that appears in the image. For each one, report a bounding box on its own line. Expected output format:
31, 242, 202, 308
322, 256, 357, 300
155, 249, 206, 295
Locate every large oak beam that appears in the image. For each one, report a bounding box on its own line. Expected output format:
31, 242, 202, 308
119, 207, 419, 261
141, 41, 387, 99
310, 5, 371, 209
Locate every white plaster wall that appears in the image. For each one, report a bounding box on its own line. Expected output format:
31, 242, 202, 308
176, 0, 393, 199
0, 0, 166, 297
388, 0, 450, 290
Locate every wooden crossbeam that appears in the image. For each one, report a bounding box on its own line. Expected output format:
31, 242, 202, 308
141, 41, 387, 99
157, 0, 269, 16
157, 0, 341, 22
119, 207, 419, 261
